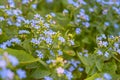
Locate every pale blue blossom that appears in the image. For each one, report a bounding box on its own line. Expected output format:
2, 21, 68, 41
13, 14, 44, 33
0, 69, 14, 80
64, 70, 73, 80
50, 12, 56, 17
16, 69, 26, 79
31, 38, 41, 44
0, 5, 5, 9
10, 38, 21, 44
0, 60, 7, 68
8, 55, 19, 66
69, 66, 75, 72
31, 4, 37, 9
75, 28, 81, 34
44, 76, 53, 80
69, 40, 75, 45
63, 9, 69, 14
58, 36, 65, 43
0, 17, 5, 21
45, 37, 52, 45
70, 59, 80, 68
22, 0, 29, 4
117, 49, 120, 54
97, 50, 103, 55
46, 0, 53, 3
19, 30, 30, 34
114, 23, 119, 29
78, 67, 84, 72
104, 51, 109, 57
0, 28, 2, 35
82, 22, 90, 28
57, 50, 63, 55
36, 50, 44, 58
104, 22, 110, 26
103, 73, 112, 80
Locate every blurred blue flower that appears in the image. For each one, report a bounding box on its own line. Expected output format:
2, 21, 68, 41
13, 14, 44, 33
75, 28, 81, 34
70, 59, 80, 68
0, 69, 14, 79
10, 38, 21, 44
97, 50, 103, 55
8, 55, 19, 66
0, 60, 6, 68
64, 70, 73, 80
114, 23, 119, 29
36, 50, 44, 58
104, 22, 110, 26
104, 51, 109, 57
22, 0, 29, 4
0, 17, 5, 21
44, 76, 53, 80
69, 40, 75, 45
57, 50, 63, 55
17, 69, 26, 79
58, 36, 65, 43
103, 73, 112, 80
69, 66, 75, 72
46, 0, 53, 3
31, 4, 37, 9
18, 30, 30, 34
78, 67, 84, 72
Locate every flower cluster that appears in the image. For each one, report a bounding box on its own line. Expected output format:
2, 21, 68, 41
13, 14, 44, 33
0, 52, 26, 80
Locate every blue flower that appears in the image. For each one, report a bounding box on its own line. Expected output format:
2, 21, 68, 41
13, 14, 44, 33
104, 22, 110, 26
69, 40, 75, 45
117, 49, 120, 54
36, 50, 44, 58
45, 37, 53, 45
22, 0, 29, 4
0, 60, 6, 68
46, 0, 53, 3
50, 12, 56, 17
10, 38, 21, 44
103, 73, 112, 80
75, 28, 81, 34
8, 55, 19, 66
0, 5, 5, 9
64, 70, 73, 80
58, 36, 65, 43
97, 50, 103, 55
0, 69, 14, 79
44, 76, 53, 80
68, 66, 75, 72
78, 67, 84, 72
82, 22, 90, 28
18, 30, 30, 34
0, 28, 2, 35
16, 69, 26, 79
57, 50, 63, 55
31, 38, 41, 44
7, 0, 15, 7
104, 51, 109, 58
31, 4, 37, 9
0, 17, 5, 21
63, 9, 69, 14
114, 23, 119, 29
70, 59, 80, 68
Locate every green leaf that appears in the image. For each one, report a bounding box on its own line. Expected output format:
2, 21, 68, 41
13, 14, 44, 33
85, 73, 100, 80
0, 48, 39, 64
31, 67, 51, 79
95, 58, 103, 72
103, 60, 117, 74
77, 52, 88, 66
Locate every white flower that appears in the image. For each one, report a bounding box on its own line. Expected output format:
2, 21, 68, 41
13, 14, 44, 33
56, 67, 64, 74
